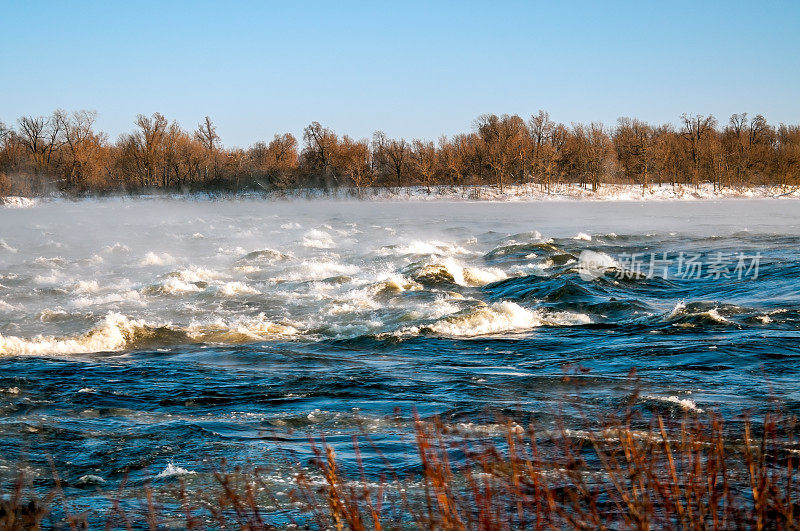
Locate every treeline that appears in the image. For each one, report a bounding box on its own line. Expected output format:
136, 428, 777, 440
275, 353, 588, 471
1, 110, 799, 196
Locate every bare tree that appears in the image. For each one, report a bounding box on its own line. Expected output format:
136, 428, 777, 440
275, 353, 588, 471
302, 122, 338, 188
411, 139, 438, 192
681, 114, 717, 187
385, 138, 409, 188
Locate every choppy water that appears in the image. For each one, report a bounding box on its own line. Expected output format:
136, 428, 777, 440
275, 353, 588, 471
1, 198, 799, 517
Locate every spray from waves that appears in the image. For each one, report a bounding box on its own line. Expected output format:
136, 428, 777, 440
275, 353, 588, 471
72, 290, 144, 309
0, 300, 20, 312
379, 240, 475, 257
269, 258, 359, 282
0, 239, 18, 253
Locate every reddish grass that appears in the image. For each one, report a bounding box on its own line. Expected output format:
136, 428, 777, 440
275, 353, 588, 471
2, 402, 798, 529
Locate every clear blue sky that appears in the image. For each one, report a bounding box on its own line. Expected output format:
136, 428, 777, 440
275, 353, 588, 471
2, 1, 798, 147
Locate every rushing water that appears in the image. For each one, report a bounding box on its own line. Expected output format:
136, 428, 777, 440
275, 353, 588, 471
1, 198, 799, 517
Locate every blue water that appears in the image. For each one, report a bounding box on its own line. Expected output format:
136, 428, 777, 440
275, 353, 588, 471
0, 198, 798, 519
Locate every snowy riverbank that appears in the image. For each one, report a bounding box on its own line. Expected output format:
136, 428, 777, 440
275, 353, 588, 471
2, 183, 799, 208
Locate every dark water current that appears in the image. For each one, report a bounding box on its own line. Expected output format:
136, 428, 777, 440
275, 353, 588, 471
0, 198, 798, 522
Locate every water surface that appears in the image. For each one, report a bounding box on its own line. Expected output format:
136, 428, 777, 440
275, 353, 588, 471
1, 198, 798, 514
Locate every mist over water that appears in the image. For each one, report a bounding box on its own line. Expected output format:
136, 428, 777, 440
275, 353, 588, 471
1, 198, 799, 515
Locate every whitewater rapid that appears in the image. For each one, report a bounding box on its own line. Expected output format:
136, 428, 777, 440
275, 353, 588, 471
1, 198, 798, 356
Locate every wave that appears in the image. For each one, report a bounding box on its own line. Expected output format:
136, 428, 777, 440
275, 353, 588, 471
185, 314, 298, 343
71, 280, 100, 294
665, 301, 736, 325
212, 281, 260, 297
0, 311, 299, 356
239, 248, 292, 263
302, 229, 335, 248
643, 394, 704, 413
0, 239, 17, 253
149, 277, 205, 295
0, 312, 150, 356
577, 250, 619, 281
100, 242, 130, 255
0, 300, 19, 312
155, 462, 195, 479
369, 274, 423, 296
414, 258, 508, 287
140, 252, 176, 266
147, 267, 224, 294
407, 301, 591, 338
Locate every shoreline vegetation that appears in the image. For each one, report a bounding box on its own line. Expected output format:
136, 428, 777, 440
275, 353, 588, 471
2, 388, 798, 529
1, 111, 799, 200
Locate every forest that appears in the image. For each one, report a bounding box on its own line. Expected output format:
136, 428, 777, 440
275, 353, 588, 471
1, 110, 799, 196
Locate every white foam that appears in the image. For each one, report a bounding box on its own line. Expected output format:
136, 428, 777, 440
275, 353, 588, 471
72, 280, 100, 294
573, 232, 592, 241
214, 281, 260, 297
644, 395, 704, 413
155, 462, 196, 479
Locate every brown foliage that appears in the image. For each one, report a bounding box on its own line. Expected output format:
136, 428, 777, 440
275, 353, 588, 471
1, 110, 799, 195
